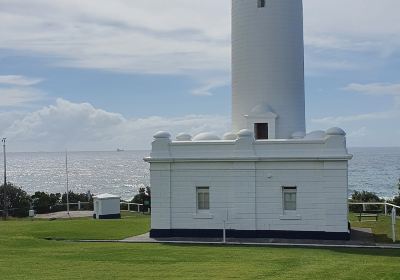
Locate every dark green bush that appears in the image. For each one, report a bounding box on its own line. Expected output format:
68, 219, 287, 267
392, 195, 400, 207
131, 187, 151, 212
349, 191, 384, 212
32, 192, 61, 214
62, 191, 93, 210
0, 183, 31, 217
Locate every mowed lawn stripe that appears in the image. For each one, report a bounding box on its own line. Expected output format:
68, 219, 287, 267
1, 214, 400, 279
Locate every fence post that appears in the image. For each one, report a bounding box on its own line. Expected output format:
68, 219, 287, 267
78, 201, 81, 210
128, 203, 130, 211
223, 220, 226, 244
362, 203, 366, 211
385, 201, 388, 216
392, 208, 397, 243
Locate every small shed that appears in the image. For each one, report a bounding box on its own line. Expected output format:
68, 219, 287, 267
93, 193, 121, 219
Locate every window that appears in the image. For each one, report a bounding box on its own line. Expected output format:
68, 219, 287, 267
283, 187, 297, 211
254, 123, 269, 140
258, 0, 266, 8
197, 187, 210, 210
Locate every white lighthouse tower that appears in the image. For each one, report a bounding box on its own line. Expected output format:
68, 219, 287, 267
232, 0, 306, 139
146, 0, 352, 241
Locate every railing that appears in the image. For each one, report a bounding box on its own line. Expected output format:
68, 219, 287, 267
120, 202, 143, 213
1, 201, 145, 215
349, 201, 400, 216
55, 201, 91, 210
0, 208, 20, 213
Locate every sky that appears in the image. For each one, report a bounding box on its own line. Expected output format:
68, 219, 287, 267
0, 0, 399, 152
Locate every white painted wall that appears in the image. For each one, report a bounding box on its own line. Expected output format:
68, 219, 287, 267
93, 197, 120, 218
150, 161, 348, 233
232, 0, 305, 138
147, 129, 351, 234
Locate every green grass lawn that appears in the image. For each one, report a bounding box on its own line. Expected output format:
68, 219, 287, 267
1, 212, 150, 241
349, 212, 400, 243
0, 213, 400, 280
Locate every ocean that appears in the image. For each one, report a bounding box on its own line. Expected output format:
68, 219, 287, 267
2, 148, 400, 200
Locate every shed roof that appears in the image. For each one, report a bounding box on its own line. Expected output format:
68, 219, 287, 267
94, 193, 120, 200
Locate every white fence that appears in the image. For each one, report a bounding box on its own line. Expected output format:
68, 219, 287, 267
60, 201, 145, 213
56, 201, 91, 210
349, 201, 400, 216
120, 202, 143, 213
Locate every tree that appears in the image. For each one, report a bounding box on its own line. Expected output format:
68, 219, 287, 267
31, 192, 61, 214
393, 196, 400, 207
391, 178, 400, 207
0, 183, 31, 217
398, 178, 400, 192
61, 191, 93, 210
61, 191, 91, 203
131, 187, 151, 212
350, 191, 384, 212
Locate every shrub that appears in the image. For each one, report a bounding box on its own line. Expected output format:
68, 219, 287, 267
349, 191, 384, 212
31, 192, 61, 214
62, 191, 93, 210
0, 183, 31, 217
387, 179, 400, 214
392, 195, 400, 207
131, 187, 151, 212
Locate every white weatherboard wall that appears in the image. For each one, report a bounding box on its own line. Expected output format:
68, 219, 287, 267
93, 194, 121, 219
146, 129, 352, 239
232, 0, 306, 138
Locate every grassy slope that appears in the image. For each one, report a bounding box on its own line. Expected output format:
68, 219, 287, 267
0, 213, 150, 240
0, 213, 400, 279
349, 212, 400, 243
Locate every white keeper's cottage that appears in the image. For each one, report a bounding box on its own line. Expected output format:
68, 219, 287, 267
145, 0, 352, 240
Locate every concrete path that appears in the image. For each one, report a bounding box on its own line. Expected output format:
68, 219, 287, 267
35, 211, 93, 219
121, 228, 375, 246
77, 227, 400, 249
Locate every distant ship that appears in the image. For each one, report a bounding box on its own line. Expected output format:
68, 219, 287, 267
116, 148, 124, 152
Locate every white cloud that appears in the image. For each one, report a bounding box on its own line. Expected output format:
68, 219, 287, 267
0, 0, 230, 76
0, 87, 45, 107
0, 75, 43, 86
310, 81, 400, 145
344, 82, 400, 108
311, 82, 400, 127
306, 58, 358, 74
343, 83, 400, 97
0, 0, 399, 78
1, 99, 230, 151
191, 78, 229, 97
304, 0, 400, 54
347, 126, 368, 138
311, 111, 399, 126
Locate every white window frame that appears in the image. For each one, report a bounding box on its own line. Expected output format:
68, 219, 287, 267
196, 187, 210, 212
282, 186, 297, 213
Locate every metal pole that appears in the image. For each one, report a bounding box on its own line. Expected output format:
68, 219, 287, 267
222, 208, 228, 244
384, 201, 388, 216
66, 151, 70, 215
392, 208, 397, 243
223, 220, 226, 244
2, 138, 7, 220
